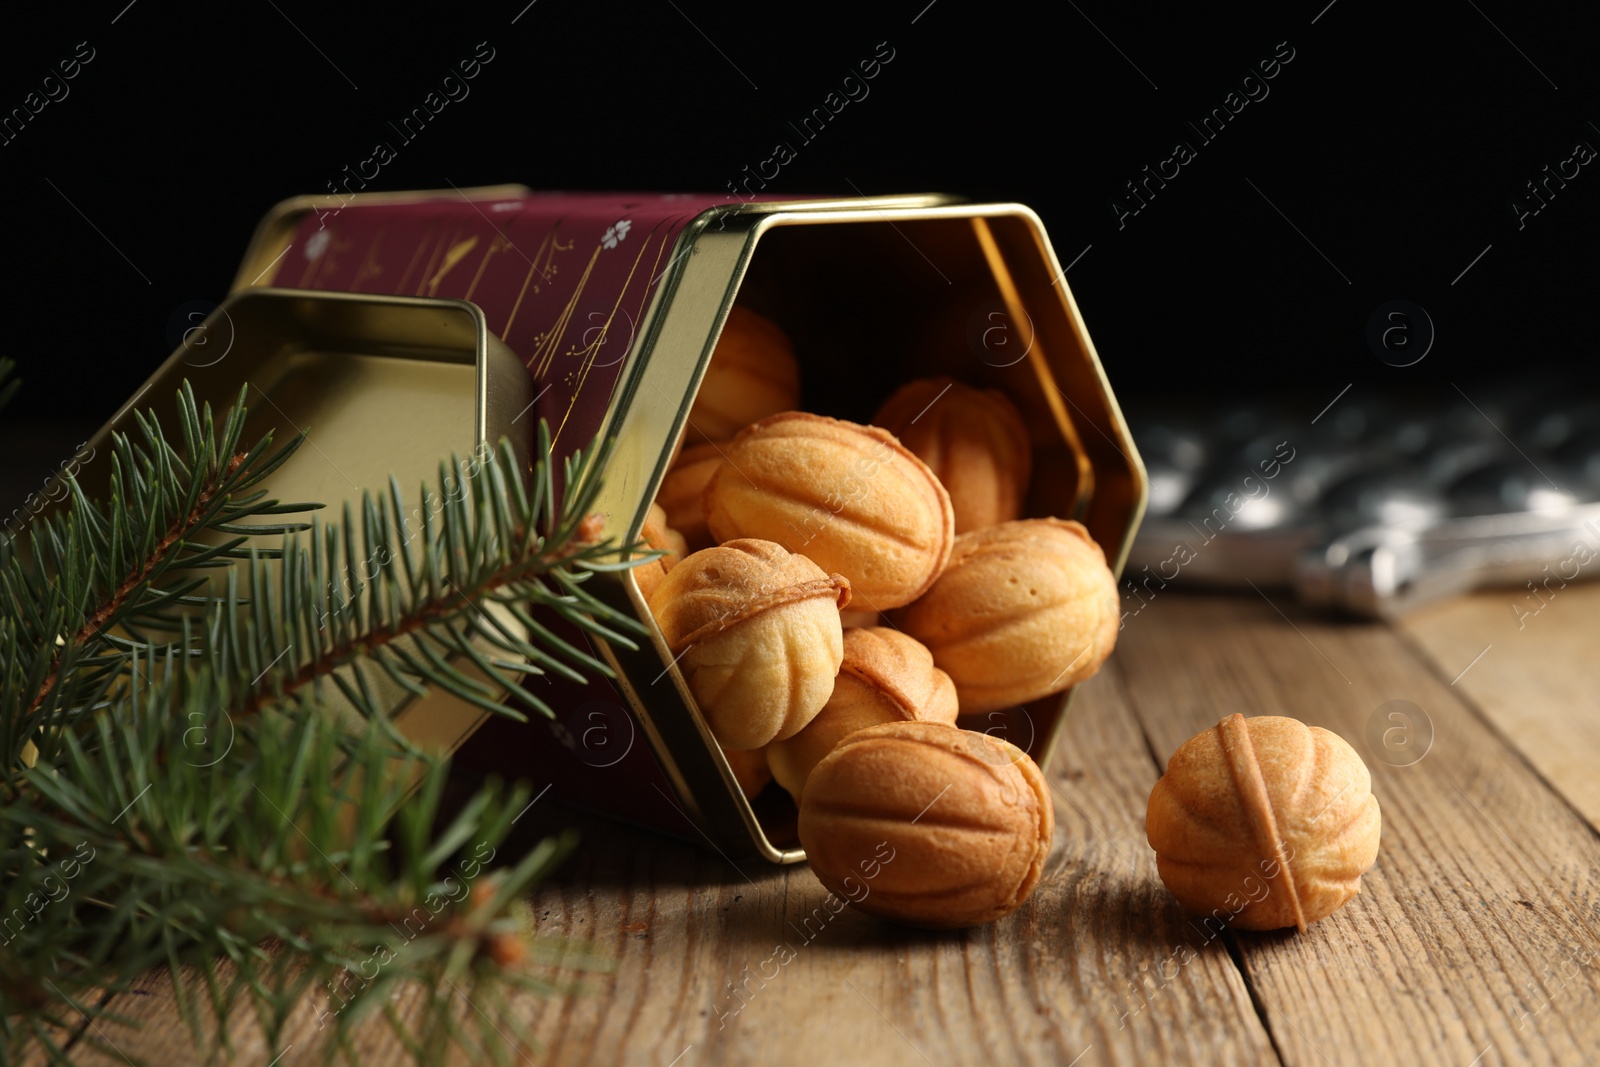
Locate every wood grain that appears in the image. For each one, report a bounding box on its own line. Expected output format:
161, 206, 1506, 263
1113, 591, 1600, 1067
502, 661, 1276, 1067
68, 656, 1276, 1066
1400, 582, 1600, 834
63, 589, 1600, 1066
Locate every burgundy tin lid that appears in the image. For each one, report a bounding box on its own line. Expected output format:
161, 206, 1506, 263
264, 190, 795, 463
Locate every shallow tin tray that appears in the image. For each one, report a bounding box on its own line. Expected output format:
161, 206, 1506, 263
71, 287, 531, 758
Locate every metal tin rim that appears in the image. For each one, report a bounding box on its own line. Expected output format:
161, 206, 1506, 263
587, 197, 1147, 862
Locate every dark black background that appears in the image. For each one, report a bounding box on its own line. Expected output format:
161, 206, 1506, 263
1, 0, 1595, 501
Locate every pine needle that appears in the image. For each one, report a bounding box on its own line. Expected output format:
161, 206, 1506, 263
0, 381, 651, 1064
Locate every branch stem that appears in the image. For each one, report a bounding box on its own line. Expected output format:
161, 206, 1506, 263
232, 518, 607, 721
28, 453, 247, 716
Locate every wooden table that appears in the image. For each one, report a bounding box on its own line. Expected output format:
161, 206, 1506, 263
69, 584, 1600, 1066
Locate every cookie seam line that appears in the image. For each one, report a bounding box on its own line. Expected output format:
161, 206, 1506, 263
1218, 713, 1308, 933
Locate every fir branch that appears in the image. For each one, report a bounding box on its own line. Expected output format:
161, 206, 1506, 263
27, 452, 245, 715
2, 689, 589, 1065
220, 426, 650, 726
4, 382, 317, 775
230, 509, 611, 722
2, 382, 653, 1064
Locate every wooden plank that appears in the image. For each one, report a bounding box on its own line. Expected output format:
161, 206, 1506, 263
503, 661, 1276, 1067
1399, 582, 1600, 834
70, 655, 1279, 1066
60, 946, 504, 1065
73, 586, 1600, 1067
49, 965, 272, 1067
1111, 593, 1600, 1067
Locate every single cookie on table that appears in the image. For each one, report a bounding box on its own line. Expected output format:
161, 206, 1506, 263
657, 440, 725, 552
632, 502, 689, 601
798, 722, 1053, 929
1146, 713, 1381, 931
768, 627, 957, 799
686, 307, 801, 444
647, 538, 850, 751
873, 377, 1032, 534
891, 518, 1116, 714
703, 412, 954, 610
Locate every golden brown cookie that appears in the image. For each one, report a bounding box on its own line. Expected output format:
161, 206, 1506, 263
891, 518, 1117, 714
768, 627, 958, 798
686, 307, 801, 444
873, 377, 1032, 534
632, 502, 689, 600
703, 412, 954, 610
798, 722, 1053, 929
723, 744, 773, 799
1146, 713, 1382, 931
648, 538, 850, 750
838, 607, 881, 629
657, 441, 726, 552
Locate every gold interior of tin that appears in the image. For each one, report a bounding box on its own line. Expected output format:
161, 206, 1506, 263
69, 289, 531, 766
593, 202, 1147, 862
